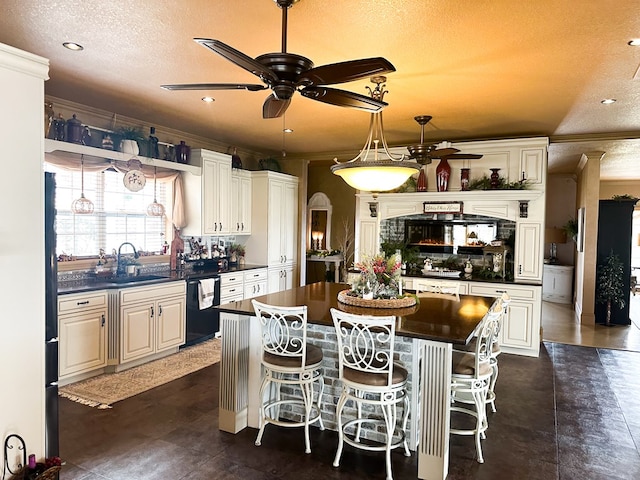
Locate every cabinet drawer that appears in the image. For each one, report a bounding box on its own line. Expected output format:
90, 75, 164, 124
220, 293, 244, 305
468, 283, 538, 300
119, 281, 186, 305
244, 269, 267, 282
220, 283, 243, 298
219, 272, 243, 285
58, 291, 108, 313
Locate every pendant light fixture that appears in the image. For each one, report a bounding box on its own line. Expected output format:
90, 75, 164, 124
71, 155, 94, 214
331, 76, 420, 193
146, 166, 165, 217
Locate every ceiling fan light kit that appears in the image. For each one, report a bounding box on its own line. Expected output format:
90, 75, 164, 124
331, 76, 420, 193
161, 0, 395, 119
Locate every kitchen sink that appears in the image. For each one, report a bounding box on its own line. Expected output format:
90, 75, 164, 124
107, 274, 169, 284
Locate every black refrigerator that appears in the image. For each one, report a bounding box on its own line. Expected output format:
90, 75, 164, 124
44, 172, 59, 457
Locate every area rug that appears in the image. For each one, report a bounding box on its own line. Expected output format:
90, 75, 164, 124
59, 338, 221, 409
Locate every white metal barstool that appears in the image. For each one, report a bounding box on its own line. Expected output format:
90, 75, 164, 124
330, 308, 410, 480
450, 303, 502, 463
252, 300, 325, 454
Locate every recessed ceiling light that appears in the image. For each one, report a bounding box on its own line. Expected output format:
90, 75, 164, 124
201, 96, 215, 103
62, 42, 84, 51
628, 39, 640, 46
601, 98, 617, 104
283, 128, 293, 133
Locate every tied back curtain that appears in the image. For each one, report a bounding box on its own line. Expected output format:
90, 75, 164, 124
44, 155, 186, 229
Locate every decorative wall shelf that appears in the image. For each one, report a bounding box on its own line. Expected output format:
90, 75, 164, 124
44, 139, 201, 176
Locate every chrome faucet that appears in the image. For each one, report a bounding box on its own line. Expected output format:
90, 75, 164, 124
116, 242, 139, 276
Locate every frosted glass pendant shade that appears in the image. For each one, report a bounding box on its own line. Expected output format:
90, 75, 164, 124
147, 167, 165, 217
71, 157, 94, 214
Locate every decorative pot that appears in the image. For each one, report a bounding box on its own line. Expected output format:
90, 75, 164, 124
417, 166, 427, 192
175, 141, 191, 164
435, 157, 451, 192
490, 168, 501, 189
66, 114, 84, 144
461, 168, 470, 191
120, 139, 139, 155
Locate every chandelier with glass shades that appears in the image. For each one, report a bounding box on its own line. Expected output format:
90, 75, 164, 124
331, 76, 420, 193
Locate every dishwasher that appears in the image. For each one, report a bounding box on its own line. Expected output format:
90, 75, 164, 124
183, 263, 223, 347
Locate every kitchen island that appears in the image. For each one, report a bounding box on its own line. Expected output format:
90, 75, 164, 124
216, 281, 496, 480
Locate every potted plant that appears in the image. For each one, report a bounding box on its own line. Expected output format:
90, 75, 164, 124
596, 250, 626, 326
228, 243, 246, 264
563, 217, 579, 243
114, 126, 145, 155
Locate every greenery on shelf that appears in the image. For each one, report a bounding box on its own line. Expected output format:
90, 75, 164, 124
611, 194, 639, 201
467, 174, 530, 190
114, 126, 145, 141
306, 249, 341, 257
380, 240, 420, 269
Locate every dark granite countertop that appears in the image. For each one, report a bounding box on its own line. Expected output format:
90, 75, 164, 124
58, 263, 268, 295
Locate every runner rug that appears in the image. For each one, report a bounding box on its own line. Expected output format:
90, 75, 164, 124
58, 338, 221, 409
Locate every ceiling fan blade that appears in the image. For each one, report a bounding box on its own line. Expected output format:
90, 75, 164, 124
161, 83, 268, 91
263, 94, 291, 119
443, 153, 483, 160
300, 86, 387, 112
194, 38, 279, 84
296, 57, 396, 86
429, 147, 460, 158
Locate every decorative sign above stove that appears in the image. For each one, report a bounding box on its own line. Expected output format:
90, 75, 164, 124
422, 201, 464, 214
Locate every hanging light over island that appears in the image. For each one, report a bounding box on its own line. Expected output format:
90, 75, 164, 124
331, 76, 420, 193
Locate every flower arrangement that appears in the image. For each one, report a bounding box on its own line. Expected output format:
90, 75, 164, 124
351, 253, 402, 299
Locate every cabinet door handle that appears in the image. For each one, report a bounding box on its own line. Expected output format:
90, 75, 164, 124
159, 305, 163, 316
518, 265, 522, 274
241, 222, 244, 231
77, 300, 90, 306
150, 306, 154, 318
101, 314, 105, 327
237, 222, 240, 231
219, 222, 222, 231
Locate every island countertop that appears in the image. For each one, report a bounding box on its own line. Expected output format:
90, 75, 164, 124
216, 281, 495, 345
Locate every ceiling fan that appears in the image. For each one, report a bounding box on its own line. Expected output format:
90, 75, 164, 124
407, 115, 483, 164
161, 0, 396, 119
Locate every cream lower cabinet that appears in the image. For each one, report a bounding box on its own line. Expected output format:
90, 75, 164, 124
244, 268, 267, 299
58, 290, 108, 382
542, 264, 574, 304
268, 264, 295, 293
467, 282, 542, 357
219, 268, 268, 304
117, 282, 186, 365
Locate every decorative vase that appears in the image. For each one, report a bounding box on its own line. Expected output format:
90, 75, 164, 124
417, 166, 427, 192
239, 256, 245, 266
175, 140, 191, 164
490, 168, 501, 189
120, 139, 139, 155
435, 157, 451, 192
461, 168, 470, 191
65, 114, 84, 144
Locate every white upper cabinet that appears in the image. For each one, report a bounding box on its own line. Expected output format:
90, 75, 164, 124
182, 149, 233, 236
230, 169, 252, 235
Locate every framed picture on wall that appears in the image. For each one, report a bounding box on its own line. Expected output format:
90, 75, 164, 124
577, 207, 585, 252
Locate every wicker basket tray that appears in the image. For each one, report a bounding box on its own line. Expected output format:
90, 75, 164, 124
337, 289, 417, 309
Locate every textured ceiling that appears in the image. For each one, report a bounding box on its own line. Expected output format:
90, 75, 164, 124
2, 0, 640, 178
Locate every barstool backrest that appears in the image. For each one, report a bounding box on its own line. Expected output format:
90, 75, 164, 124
330, 308, 397, 388
252, 300, 309, 369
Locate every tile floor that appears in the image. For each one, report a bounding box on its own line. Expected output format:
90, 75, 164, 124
58, 300, 640, 480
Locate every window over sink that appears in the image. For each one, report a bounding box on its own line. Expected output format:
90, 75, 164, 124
46, 164, 168, 257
